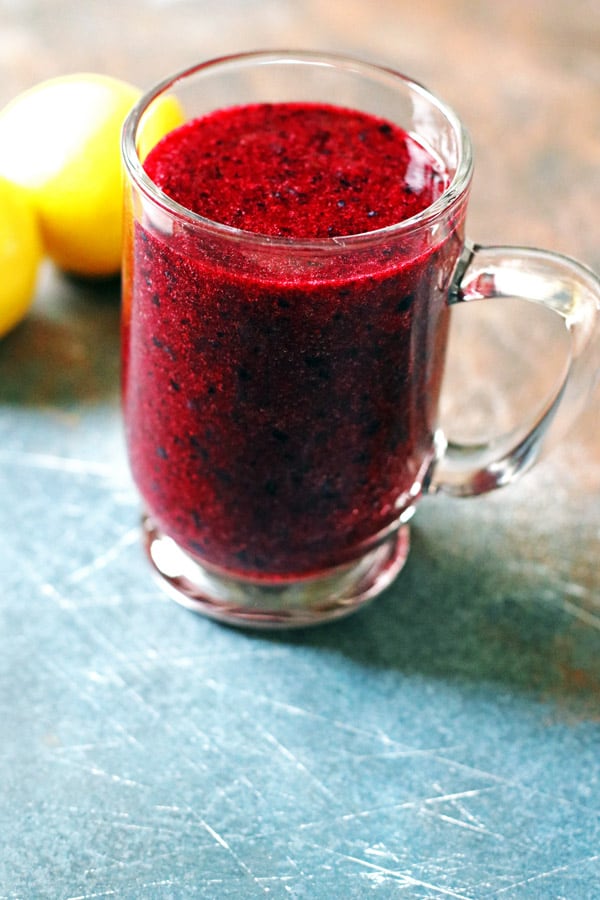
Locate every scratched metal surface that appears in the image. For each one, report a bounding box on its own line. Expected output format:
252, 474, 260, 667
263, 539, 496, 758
1, 1, 600, 898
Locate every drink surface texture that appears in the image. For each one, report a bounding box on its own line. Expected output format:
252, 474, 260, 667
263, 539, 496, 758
122, 102, 462, 577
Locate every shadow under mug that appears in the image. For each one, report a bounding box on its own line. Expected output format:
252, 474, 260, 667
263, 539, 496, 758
121, 51, 600, 628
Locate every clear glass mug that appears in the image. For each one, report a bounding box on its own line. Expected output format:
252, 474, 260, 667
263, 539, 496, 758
121, 51, 600, 628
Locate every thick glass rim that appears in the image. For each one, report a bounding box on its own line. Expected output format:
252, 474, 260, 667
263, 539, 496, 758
121, 49, 474, 249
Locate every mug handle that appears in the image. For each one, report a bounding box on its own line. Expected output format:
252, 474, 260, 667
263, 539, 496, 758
427, 240, 600, 496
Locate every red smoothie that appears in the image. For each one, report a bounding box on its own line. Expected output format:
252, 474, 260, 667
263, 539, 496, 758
122, 102, 464, 578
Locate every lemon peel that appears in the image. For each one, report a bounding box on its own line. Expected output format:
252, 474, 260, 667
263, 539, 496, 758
0, 73, 182, 277
0, 177, 42, 338
137, 94, 186, 163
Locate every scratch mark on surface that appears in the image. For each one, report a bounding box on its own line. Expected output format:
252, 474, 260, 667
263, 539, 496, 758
255, 723, 338, 803
65, 891, 117, 900
341, 746, 465, 763
199, 818, 271, 894
139, 883, 177, 892
3, 450, 117, 478
40, 579, 138, 674
507, 560, 600, 626
562, 581, 591, 600
422, 787, 491, 807
65, 527, 140, 585
364, 845, 467, 884
430, 811, 505, 840
422, 781, 505, 839
559, 597, 600, 632
311, 846, 474, 898
49, 757, 147, 789
490, 853, 600, 894
201, 678, 464, 760
42, 652, 142, 750
326, 786, 497, 828
364, 845, 404, 862
49, 740, 123, 754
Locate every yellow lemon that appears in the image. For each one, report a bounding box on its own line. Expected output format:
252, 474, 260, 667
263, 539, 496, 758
0, 177, 43, 338
137, 94, 184, 164
0, 73, 182, 278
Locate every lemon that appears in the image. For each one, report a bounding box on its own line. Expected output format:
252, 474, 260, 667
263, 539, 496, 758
0, 73, 182, 278
137, 94, 184, 164
0, 177, 42, 338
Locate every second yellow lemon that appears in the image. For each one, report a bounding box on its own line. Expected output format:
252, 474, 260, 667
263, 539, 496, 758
0, 177, 42, 338
0, 73, 182, 277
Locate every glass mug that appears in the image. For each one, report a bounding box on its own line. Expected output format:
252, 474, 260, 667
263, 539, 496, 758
121, 51, 600, 628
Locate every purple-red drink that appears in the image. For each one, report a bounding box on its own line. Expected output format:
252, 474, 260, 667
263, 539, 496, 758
122, 102, 464, 578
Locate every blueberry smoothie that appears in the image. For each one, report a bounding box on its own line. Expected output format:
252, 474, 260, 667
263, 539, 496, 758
122, 102, 464, 578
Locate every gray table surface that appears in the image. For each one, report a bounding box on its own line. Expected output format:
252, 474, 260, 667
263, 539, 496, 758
1, 1, 600, 897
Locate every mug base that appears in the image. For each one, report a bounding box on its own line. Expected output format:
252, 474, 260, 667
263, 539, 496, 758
142, 515, 410, 629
